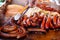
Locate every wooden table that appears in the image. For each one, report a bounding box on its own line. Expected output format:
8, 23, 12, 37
26, 30, 60, 40
0, 30, 60, 40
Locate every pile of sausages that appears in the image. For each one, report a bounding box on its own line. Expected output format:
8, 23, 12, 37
0, 25, 26, 38
0, 1, 60, 38
17, 11, 60, 30
0, 9, 60, 39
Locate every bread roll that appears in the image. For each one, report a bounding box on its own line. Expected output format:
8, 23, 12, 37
5, 4, 28, 18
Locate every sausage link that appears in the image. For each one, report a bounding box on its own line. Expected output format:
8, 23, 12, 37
2, 25, 17, 32
45, 16, 51, 29
16, 27, 26, 39
26, 19, 31, 26
41, 17, 46, 29
50, 22, 54, 29
9, 29, 18, 34
53, 15, 57, 25
57, 17, 60, 27
0, 32, 17, 38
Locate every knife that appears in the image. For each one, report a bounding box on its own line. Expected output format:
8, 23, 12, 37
4, 6, 29, 26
